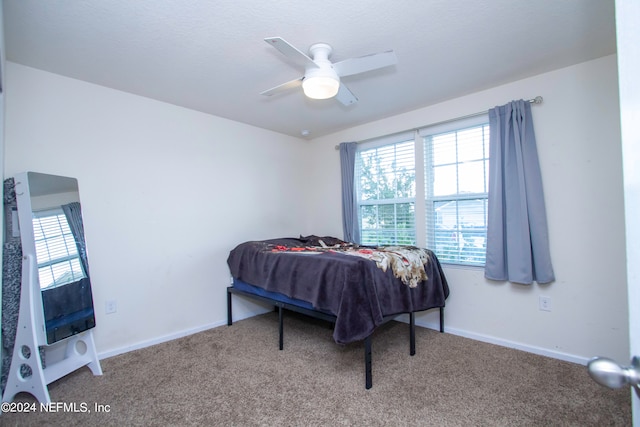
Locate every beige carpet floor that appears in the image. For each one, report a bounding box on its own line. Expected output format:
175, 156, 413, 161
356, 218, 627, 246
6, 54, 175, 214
0, 311, 631, 426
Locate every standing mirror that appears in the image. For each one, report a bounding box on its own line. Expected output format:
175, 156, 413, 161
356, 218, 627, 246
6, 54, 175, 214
2, 172, 101, 404
17, 172, 96, 344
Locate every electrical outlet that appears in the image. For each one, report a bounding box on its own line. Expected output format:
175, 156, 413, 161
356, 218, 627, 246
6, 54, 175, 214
105, 300, 118, 314
539, 296, 552, 312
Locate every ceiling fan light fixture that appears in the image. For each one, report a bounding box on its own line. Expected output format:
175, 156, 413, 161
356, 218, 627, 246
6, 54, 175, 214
302, 75, 339, 99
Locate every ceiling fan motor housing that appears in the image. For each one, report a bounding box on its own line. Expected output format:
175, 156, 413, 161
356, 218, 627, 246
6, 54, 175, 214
303, 43, 339, 99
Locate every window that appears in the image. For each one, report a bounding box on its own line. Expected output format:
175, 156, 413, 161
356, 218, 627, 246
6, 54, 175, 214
423, 123, 490, 266
354, 117, 489, 266
32, 209, 86, 289
355, 136, 416, 246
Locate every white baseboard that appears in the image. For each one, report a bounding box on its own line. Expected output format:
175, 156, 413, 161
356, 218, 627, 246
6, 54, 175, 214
412, 317, 589, 366
99, 310, 589, 367
97, 320, 222, 360
98, 305, 268, 360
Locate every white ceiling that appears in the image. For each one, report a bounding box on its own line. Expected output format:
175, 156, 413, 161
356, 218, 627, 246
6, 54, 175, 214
3, 0, 616, 139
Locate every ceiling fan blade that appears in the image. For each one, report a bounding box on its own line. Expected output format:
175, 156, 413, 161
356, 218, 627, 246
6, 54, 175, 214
264, 37, 318, 69
260, 78, 303, 97
333, 50, 397, 77
335, 83, 358, 106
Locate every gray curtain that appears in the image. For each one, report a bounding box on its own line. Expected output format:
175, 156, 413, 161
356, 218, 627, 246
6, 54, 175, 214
485, 100, 554, 284
62, 202, 89, 277
339, 142, 360, 243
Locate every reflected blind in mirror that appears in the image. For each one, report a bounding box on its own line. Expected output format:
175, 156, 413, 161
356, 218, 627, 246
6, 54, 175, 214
32, 209, 86, 288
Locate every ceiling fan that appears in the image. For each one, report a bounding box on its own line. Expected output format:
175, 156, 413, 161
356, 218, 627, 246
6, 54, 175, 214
260, 37, 398, 106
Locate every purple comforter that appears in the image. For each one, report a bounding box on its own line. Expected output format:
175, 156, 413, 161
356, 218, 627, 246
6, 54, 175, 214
226, 236, 449, 344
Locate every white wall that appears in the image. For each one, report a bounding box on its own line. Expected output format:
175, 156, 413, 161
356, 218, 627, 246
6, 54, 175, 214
4, 63, 310, 356
305, 55, 629, 363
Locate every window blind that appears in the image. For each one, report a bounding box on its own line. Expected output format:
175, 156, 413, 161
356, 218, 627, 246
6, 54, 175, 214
356, 138, 417, 246
424, 123, 490, 266
32, 210, 86, 288
352, 116, 490, 266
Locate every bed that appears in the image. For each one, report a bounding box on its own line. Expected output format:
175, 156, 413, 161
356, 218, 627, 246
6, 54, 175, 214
226, 235, 450, 389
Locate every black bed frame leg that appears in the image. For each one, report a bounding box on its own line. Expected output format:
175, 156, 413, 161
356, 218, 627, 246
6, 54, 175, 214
227, 288, 233, 326
409, 312, 416, 356
364, 335, 372, 389
278, 305, 284, 350
439, 307, 444, 333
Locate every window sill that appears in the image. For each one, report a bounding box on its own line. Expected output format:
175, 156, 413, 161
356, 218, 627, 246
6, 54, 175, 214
440, 263, 485, 272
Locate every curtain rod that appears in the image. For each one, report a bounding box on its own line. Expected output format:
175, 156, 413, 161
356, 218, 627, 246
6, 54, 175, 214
334, 96, 543, 150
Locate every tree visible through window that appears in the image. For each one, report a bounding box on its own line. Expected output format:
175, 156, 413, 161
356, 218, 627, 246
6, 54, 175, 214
356, 140, 416, 246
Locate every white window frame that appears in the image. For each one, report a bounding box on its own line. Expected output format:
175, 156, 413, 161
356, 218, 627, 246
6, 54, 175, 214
354, 114, 489, 267
355, 131, 417, 246
32, 208, 87, 289
419, 115, 490, 267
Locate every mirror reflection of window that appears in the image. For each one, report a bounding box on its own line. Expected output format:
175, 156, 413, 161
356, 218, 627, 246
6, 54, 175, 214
12, 172, 97, 346
32, 208, 87, 289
